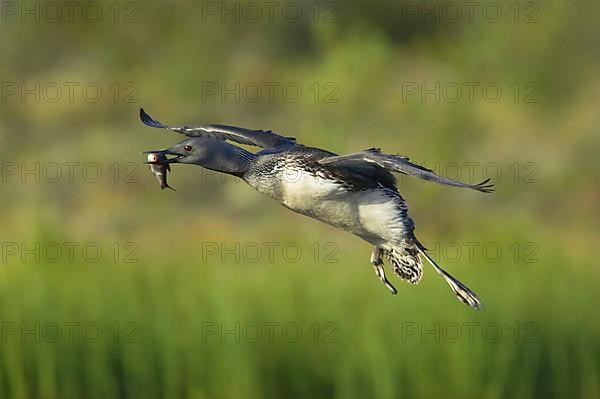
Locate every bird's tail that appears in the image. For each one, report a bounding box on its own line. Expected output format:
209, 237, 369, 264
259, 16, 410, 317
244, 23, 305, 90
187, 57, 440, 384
415, 241, 485, 310
384, 244, 423, 284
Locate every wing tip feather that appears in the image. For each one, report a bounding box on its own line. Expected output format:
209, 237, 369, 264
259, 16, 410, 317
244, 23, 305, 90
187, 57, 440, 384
139, 108, 167, 128
474, 178, 495, 193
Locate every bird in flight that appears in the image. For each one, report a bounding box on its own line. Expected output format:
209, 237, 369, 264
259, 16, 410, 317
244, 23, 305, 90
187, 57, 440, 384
141, 108, 493, 310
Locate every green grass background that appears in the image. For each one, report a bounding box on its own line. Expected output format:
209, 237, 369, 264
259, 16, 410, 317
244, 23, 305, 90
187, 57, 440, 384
0, 0, 599, 398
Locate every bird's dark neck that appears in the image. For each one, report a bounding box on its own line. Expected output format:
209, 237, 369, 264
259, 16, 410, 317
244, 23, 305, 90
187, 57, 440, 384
202, 141, 254, 178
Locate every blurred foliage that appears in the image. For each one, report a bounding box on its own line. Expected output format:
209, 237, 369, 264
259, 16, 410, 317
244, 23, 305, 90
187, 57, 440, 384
0, 0, 599, 398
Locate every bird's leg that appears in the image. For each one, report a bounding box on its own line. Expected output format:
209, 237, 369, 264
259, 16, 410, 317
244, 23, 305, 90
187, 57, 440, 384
370, 247, 397, 295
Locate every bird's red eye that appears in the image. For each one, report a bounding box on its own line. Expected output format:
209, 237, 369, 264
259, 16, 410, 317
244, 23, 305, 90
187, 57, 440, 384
184, 145, 192, 151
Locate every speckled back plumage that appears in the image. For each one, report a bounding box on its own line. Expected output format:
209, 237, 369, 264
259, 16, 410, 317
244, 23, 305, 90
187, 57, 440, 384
245, 145, 398, 194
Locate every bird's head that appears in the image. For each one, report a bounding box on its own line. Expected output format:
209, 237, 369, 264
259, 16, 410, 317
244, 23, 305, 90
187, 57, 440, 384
144, 137, 252, 176
162, 137, 213, 165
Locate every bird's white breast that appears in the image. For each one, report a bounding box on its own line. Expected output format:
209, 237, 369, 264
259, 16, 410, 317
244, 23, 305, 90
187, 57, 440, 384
271, 173, 406, 245
278, 170, 344, 210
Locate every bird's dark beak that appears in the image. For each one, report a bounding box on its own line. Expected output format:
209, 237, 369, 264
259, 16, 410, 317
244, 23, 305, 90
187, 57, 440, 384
142, 149, 184, 164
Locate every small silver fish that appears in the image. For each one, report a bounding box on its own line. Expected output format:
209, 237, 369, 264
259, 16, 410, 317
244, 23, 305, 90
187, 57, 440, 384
146, 152, 175, 191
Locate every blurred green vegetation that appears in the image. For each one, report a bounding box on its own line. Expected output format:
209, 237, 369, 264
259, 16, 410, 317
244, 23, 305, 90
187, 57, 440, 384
0, 0, 599, 398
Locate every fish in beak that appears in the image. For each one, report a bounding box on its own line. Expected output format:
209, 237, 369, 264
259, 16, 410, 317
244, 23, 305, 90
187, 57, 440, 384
145, 152, 175, 191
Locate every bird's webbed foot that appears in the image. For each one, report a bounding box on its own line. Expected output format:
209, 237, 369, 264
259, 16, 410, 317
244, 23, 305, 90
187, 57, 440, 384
370, 247, 397, 295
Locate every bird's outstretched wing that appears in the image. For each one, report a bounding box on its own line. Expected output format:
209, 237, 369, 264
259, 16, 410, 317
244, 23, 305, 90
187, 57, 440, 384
319, 148, 494, 193
140, 108, 296, 149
